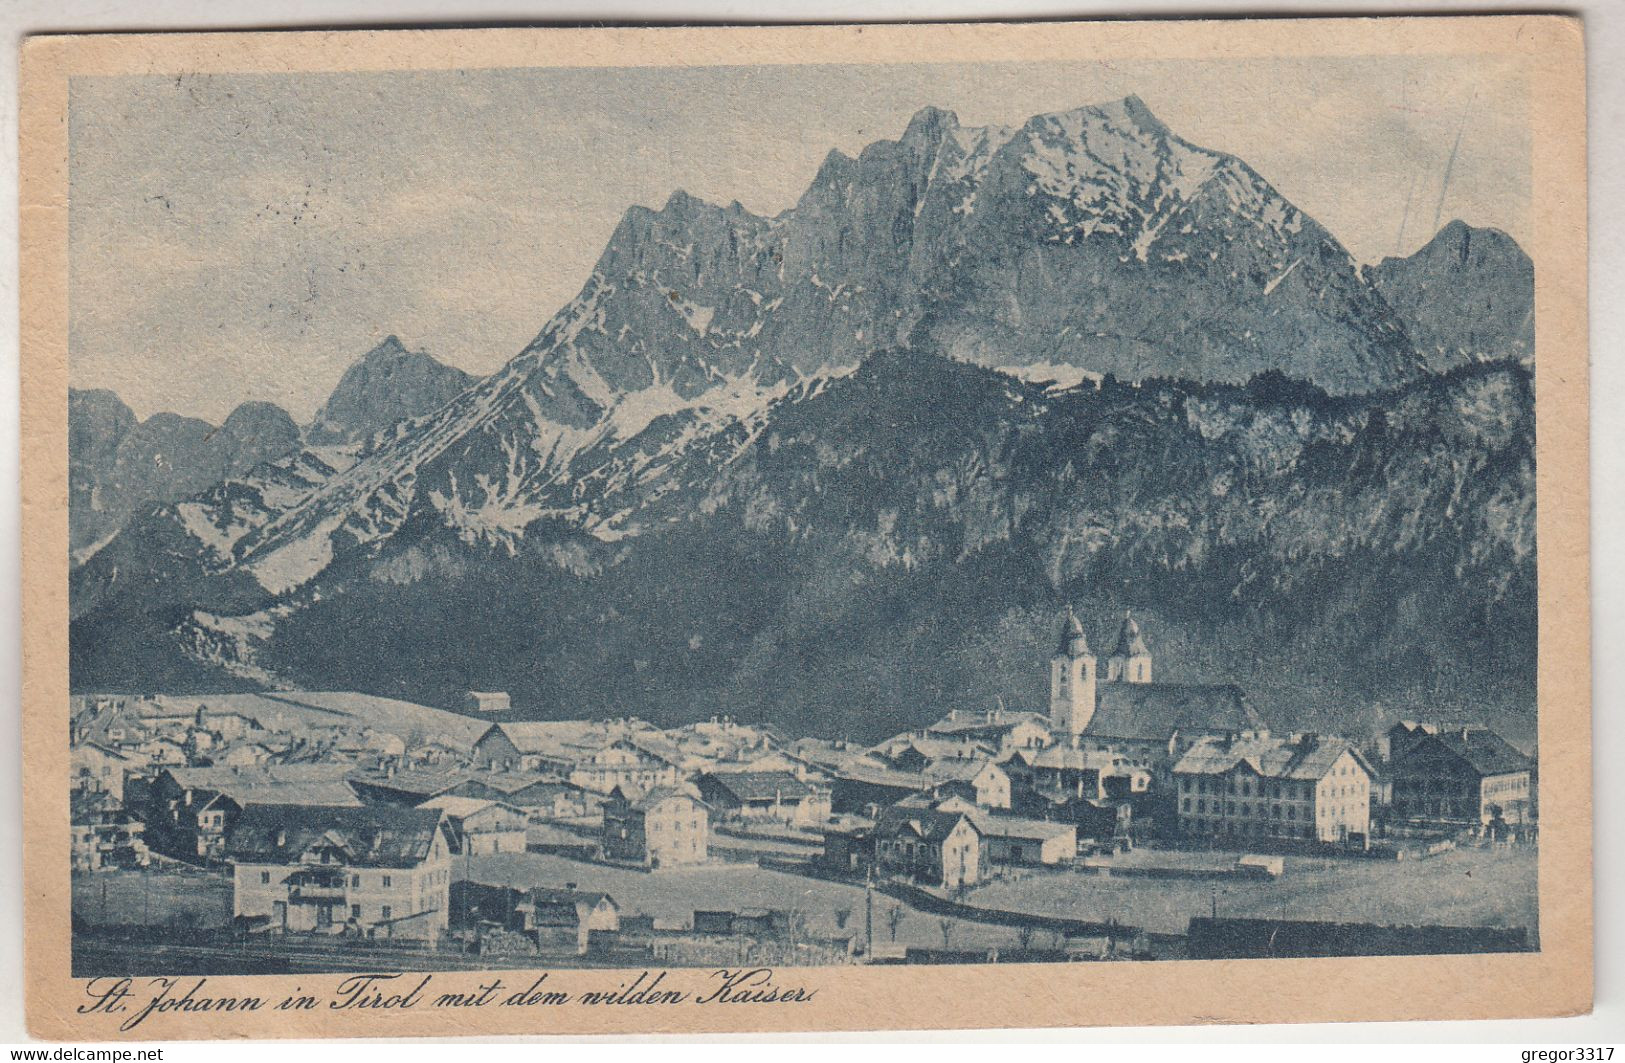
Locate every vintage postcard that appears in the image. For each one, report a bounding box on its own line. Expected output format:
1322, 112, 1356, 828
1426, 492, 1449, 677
20, 16, 1589, 1038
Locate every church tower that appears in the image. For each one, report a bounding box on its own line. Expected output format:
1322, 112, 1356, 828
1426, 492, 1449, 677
1049, 607, 1097, 739
1106, 610, 1153, 683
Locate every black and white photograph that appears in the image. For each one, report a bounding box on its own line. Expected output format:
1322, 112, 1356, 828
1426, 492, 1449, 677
61, 45, 1545, 978
16, 15, 1592, 1040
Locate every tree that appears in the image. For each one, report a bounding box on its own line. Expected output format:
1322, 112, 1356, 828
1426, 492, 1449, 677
937, 917, 955, 947
833, 905, 852, 931
1017, 924, 1036, 950
784, 906, 808, 948
884, 905, 907, 942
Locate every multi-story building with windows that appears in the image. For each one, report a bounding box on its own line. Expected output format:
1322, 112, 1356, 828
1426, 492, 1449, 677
601, 786, 709, 867
1388, 725, 1534, 828
1173, 731, 1375, 845
224, 804, 454, 940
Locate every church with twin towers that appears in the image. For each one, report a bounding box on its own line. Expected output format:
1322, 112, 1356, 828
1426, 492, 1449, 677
1045, 606, 1262, 777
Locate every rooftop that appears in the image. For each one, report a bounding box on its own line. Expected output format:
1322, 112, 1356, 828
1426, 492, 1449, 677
223, 804, 448, 868
1086, 683, 1262, 743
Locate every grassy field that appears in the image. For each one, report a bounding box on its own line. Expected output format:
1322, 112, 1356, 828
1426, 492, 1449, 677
73, 870, 233, 928
70, 844, 1534, 962
464, 852, 1027, 950
969, 844, 1538, 938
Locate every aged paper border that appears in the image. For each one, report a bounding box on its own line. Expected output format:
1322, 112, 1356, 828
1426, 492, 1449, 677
18, 15, 1590, 1039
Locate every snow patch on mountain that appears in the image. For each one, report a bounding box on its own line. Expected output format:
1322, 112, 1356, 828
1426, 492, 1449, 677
997, 363, 1104, 392
248, 519, 340, 595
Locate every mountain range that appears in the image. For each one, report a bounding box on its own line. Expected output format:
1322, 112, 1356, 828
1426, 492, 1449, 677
68, 97, 1539, 745
69, 337, 480, 559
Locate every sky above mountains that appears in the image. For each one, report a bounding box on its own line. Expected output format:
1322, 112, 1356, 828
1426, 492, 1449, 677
69, 54, 1529, 423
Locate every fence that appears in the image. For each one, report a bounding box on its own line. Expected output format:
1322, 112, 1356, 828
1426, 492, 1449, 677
875, 879, 1137, 939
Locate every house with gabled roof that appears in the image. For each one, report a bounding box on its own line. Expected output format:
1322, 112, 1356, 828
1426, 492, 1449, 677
570, 738, 684, 796
873, 806, 986, 889
224, 804, 454, 939
919, 757, 1011, 809
144, 765, 362, 861
601, 785, 708, 867
71, 789, 149, 872
417, 795, 529, 854
70, 741, 137, 804
462, 774, 599, 820
926, 708, 1052, 751
519, 886, 620, 954
696, 770, 832, 827
1173, 730, 1375, 845
1388, 725, 1534, 828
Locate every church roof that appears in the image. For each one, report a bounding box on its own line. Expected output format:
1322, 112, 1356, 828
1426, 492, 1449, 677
1056, 608, 1090, 657
1110, 613, 1151, 658
1084, 683, 1261, 742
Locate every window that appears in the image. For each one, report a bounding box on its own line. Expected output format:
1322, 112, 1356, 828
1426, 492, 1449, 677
382, 875, 392, 888
351, 904, 360, 919
1181, 799, 1190, 812
381, 905, 392, 920
352, 874, 361, 888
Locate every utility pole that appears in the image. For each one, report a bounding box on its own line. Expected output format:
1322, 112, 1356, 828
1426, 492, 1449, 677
864, 870, 874, 960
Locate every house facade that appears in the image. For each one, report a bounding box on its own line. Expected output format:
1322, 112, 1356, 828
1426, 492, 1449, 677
418, 796, 529, 855
972, 813, 1077, 866
71, 742, 135, 804
70, 790, 150, 872
601, 787, 709, 867
1388, 727, 1534, 827
224, 804, 453, 940
873, 808, 987, 889
926, 708, 1052, 752
1173, 731, 1374, 844
696, 771, 832, 827
921, 758, 1011, 810
570, 740, 683, 796
520, 887, 620, 954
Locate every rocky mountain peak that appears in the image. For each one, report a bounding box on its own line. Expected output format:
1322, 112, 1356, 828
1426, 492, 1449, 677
306, 337, 478, 445
1367, 220, 1534, 372
73, 99, 1529, 607
362, 334, 410, 361
899, 104, 960, 146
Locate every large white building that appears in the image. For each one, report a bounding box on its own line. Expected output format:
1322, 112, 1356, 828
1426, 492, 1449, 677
224, 804, 454, 940
1172, 731, 1375, 844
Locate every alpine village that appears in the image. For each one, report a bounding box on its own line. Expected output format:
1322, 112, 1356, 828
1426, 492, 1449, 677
69, 97, 1539, 975
71, 606, 1535, 974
